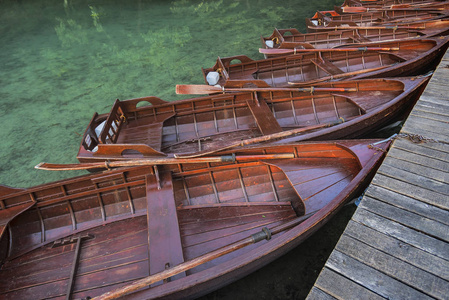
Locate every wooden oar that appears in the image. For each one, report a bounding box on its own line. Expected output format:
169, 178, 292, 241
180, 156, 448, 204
288, 64, 390, 86
259, 47, 399, 55
35, 154, 295, 171
175, 117, 348, 158
341, 6, 445, 13
91, 212, 313, 300
308, 25, 426, 30
176, 85, 358, 95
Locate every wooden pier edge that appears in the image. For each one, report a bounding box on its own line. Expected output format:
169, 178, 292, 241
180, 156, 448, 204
306, 50, 449, 299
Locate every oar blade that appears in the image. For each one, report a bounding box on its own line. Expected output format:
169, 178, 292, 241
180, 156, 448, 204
259, 48, 294, 54
176, 84, 222, 95
341, 7, 367, 13
35, 162, 104, 171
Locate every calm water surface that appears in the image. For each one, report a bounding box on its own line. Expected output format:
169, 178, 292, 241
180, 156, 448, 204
2, 1, 365, 299
1, 0, 341, 188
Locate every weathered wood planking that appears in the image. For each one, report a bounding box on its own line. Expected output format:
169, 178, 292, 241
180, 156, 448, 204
307, 48, 449, 299
344, 220, 449, 281
313, 268, 384, 300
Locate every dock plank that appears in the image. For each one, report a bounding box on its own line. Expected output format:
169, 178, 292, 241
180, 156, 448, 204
393, 138, 449, 156
411, 109, 449, 123
402, 121, 449, 143
388, 145, 449, 170
380, 155, 449, 186
415, 100, 449, 115
376, 162, 449, 196
365, 184, 449, 226
313, 267, 384, 300
335, 235, 449, 299
352, 209, 449, 260
371, 173, 449, 210
344, 221, 449, 281
359, 196, 449, 243
307, 287, 338, 300
326, 250, 432, 299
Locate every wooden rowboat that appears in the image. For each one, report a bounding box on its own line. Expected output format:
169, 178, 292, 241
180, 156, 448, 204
306, 9, 448, 32
334, 0, 441, 9
334, 0, 449, 14
201, 37, 447, 88
75, 77, 427, 162
0, 139, 390, 299
260, 19, 449, 57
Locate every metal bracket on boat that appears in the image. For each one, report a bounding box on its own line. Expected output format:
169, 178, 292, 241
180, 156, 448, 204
185, 137, 212, 144
51, 233, 94, 248
251, 227, 272, 243
220, 154, 236, 163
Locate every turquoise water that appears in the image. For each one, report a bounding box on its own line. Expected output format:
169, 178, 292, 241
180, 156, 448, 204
1, 0, 341, 188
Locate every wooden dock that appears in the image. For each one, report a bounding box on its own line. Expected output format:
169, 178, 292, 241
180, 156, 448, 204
306, 51, 449, 299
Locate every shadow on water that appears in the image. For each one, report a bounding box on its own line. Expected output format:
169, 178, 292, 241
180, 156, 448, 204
1, 0, 402, 299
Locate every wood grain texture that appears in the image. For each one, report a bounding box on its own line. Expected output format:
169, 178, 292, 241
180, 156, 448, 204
353, 209, 449, 260
335, 234, 449, 299
313, 267, 384, 300
326, 250, 432, 299
344, 220, 449, 281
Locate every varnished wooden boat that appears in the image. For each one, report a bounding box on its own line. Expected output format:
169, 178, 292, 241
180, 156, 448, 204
0, 139, 390, 299
75, 77, 427, 162
334, 0, 449, 14
201, 37, 447, 88
260, 19, 449, 57
306, 9, 448, 32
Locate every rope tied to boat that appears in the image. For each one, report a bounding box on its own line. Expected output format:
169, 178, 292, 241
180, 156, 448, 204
397, 133, 441, 144
368, 133, 447, 152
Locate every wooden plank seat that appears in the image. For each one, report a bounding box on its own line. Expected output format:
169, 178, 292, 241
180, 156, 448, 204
247, 94, 283, 135
310, 56, 344, 76
146, 170, 185, 282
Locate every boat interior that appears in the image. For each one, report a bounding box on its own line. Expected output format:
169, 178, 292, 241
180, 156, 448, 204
0, 142, 365, 299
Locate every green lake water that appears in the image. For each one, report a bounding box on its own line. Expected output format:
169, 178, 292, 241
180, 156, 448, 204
1, 0, 368, 299
1, 0, 341, 188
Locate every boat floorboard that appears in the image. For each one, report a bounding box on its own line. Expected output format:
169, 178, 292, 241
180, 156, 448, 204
307, 49, 449, 299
